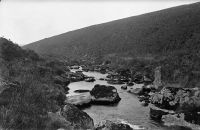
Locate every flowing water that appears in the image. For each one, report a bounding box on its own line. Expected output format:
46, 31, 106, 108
67, 69, 191, 130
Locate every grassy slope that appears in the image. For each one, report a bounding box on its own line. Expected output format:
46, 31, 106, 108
0, 38, 69, 129
24, 2, 200, 61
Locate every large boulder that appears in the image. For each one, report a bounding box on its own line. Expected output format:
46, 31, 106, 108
150, 86, 200, 125
61, 103, 94, 130
90, 84, 121, 104
95, 120, 133, 130
149, 105, 171, 120
150, 87, 180, 110
45, 112, 72, 130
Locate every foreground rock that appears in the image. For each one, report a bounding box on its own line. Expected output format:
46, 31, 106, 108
61, 103, 94, 130
95, 120, 133, 130
90, 84, 121, 104
45, 112, 72, 130
66, 93, 92, 108
162, 114, 200, 130
150, 86, 200, 125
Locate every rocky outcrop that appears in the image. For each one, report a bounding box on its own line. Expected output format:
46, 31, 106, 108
150, 86, 200, 125
61, 103, 94, 130
90, 84, 121, 104
153, 66, 162, 89
95, 120, 133, 130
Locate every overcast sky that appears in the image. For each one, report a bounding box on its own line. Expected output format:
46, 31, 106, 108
0, 0, 199, 45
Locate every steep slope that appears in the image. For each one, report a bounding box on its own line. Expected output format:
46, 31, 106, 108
24, 2, 200, 61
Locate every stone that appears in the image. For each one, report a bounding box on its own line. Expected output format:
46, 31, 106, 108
153, 66, 162, 89
90, 84, 121, 104
74, 89, 90, 93
121, 85, 127, 90
61, 103, 94, 130
95, 120, 133, 130
45, 112, 72, 130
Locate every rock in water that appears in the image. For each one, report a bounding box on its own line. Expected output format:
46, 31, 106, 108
121, 85, 127, 90
95, 120, 133, 130
61, 103, 94, 130
74, 89, 90, 93
90, 84, 121, 104
149, 106, 169, 120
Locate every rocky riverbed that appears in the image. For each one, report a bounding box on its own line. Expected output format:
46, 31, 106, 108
66, 66, 200, 130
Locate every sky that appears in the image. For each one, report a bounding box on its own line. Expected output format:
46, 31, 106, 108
0, 0, 199, 45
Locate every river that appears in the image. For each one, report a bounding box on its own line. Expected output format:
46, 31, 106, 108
67, 69, 191, 130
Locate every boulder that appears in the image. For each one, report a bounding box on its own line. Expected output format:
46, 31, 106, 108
61, 103, 94, 130
70, 66, 79, 69
150, 87, 179, 110
90, 84, 121, 104
107, 80, 124, 85
74, 89, 90, 93
85, 77, 95, 82
128, 88, 142, 95
126, 82, 134, 86
162, 114, 199, 130
133, 73, 144, 84
153, 66, 162, 89
99, 78, 105, 81
95, 120, 133, 130
45, 112, 72, 130
121, 85, 127, 90
149, 106, 169, 120
66, 93, 92, 108
150, 86, 200, 125
67, 72, 86, 82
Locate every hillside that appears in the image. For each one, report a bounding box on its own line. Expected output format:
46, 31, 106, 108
24, 2, 200, 61
0, 38, 75, 129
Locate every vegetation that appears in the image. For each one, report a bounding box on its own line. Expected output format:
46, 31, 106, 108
0, 38, 68, 129
24, 2, 200, 62
23, 2, 200, 87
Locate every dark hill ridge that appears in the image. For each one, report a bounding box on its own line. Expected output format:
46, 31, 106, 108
24, 2, 200, 61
